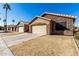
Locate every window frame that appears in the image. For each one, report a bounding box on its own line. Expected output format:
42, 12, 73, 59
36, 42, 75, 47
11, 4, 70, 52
55, 21, 67, 31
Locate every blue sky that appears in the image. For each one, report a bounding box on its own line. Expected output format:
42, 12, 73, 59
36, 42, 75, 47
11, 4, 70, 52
0, 3, 79, 27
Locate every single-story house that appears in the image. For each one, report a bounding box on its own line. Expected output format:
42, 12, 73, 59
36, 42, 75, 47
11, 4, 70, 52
16, 21, 29, 32
74, 27, 79, 33
0, 26, 4, 30
29, 12, 76, 35
7, 25, 16, 32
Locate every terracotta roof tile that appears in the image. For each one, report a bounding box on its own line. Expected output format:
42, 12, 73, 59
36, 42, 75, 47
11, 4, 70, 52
42, 12, 77, 19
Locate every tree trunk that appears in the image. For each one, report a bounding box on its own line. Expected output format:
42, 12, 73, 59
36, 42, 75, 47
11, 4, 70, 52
4, 8, 7, 32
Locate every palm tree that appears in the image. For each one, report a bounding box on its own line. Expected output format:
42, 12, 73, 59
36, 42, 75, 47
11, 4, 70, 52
12, 19, 15, 25
3, 3, 11, 32
0, 18, 1, 21
12, 19, 15, 31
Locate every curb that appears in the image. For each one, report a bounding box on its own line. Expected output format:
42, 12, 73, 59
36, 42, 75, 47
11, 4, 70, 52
73, 36, 79, 56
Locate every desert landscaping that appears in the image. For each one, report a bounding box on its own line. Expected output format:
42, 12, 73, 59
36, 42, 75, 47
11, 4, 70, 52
9, 35, 78, 56
0, 3, 79, 56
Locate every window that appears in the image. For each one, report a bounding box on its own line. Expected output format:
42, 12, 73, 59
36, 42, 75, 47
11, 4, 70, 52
55, 22, 67, 31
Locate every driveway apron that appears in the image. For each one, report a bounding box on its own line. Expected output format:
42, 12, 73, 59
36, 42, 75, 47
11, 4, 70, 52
0, 36, 13, 56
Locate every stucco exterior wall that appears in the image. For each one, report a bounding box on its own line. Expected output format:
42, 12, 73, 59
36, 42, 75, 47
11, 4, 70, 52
42, 14, 74, 35
16, 22, 29, 32
29, 17, 50, 34
24, 24, 29, 32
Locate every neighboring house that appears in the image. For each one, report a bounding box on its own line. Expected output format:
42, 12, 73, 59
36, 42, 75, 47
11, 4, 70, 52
29, 12, 76, 35
7, 25, 16, 32
74, 27, 79, 33
16, 21, 29, 32
0, 26, 4, 30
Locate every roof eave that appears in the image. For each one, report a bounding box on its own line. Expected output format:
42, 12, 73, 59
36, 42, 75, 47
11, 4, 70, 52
42, 12, 76, 19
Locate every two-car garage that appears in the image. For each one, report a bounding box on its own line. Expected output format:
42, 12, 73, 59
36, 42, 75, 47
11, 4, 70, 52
32, 25, 47, 35
29, 16, 50, 35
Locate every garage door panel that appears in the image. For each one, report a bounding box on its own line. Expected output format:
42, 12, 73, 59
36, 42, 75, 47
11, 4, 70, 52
32, 25, 47, 35
19, 27, 24, 32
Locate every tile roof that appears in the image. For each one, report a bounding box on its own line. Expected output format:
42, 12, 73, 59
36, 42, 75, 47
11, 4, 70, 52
29, 16, 51, 24
42, 12, 77, 19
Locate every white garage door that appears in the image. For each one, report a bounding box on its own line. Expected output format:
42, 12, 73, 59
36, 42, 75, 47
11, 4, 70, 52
32, 25, 47, 35
19, 27, 24, 32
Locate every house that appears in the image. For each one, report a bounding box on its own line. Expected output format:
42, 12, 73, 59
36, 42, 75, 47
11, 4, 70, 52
7, 25, 16, 32
74, 27, 79, 33
16, 21, 29, 32
0, 26, 4, 30
29, 12, 76, 35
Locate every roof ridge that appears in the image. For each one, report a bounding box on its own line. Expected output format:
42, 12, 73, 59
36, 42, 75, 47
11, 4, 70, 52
19, 21, 29, 23
36, 16, 51, 20
43, 12, 77, 19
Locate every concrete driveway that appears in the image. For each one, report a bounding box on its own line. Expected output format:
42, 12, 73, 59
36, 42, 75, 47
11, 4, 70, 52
0, 36, 13, 56
0, 32, 23, 37
0, 33, 43, 56
1, 33, 43, 46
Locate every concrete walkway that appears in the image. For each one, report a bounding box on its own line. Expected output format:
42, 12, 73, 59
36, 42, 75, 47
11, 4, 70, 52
0, 36, 13, 56
2, 33, 43, 46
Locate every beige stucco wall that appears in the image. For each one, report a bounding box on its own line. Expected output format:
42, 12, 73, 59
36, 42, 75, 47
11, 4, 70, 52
29, 17, 50, 34
30, 17, 50, 25
16, 22, 24, 32
18, 22, 24, 27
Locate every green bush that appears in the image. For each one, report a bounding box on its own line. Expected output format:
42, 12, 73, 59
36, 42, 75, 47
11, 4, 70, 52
74, 32, 79, 40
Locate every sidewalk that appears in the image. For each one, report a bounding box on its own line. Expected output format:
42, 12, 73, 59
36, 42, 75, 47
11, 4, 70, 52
0, 36, 13, 56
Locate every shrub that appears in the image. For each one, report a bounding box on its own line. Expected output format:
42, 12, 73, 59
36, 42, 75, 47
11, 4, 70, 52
74, 32, 79, 40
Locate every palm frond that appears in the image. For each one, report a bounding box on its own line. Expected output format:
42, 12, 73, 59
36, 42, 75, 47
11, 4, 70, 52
12, 20, 15, 22
3, 19, 6, 22
3, 4, 6, 9
3, 3, 11, 10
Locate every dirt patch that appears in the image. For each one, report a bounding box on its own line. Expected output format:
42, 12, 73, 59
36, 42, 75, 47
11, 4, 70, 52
9, 35, 77, 56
